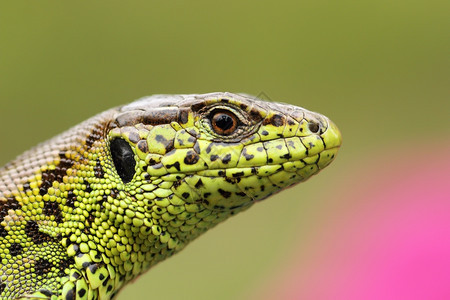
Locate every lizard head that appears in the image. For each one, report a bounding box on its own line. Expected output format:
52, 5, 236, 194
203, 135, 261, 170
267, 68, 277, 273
105, 92, 342, 250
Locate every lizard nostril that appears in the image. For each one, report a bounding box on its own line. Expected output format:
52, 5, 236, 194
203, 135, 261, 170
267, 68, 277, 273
308, 121, 320, 133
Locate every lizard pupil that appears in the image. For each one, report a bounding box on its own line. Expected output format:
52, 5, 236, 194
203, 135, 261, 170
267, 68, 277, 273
110, 138, 136, 183
215, 114, 233, 130
211, 110, 238, 135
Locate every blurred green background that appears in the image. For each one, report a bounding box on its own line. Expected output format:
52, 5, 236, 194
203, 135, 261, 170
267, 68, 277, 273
0, 1, 448, 299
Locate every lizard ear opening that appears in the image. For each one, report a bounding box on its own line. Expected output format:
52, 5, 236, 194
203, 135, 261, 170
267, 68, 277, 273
110, 138, 136, 183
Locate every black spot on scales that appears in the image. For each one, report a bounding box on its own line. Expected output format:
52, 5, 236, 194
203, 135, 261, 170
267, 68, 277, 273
137, 140, 149, 153
5, 197, 20, 209
176, 139, 184, 146
39, 289, 54, 297
179, 109, 189, 124
224, 177, 233, 184
0, 198, 21, 222
195, 179, 204, 188
86, 211, 96, 227
218, 189, 231, 198
9, 243, 23, 256
59, 257, 74, 275
184, 151, 199, 165
193, 142, 200, 153
172, 181, 181, 189
110, 188, 120, 199
128, 131, 140, 144
264, 114, 285, 127
85, 126, 103, 150
166, 161, 181, 171
148, 158, 159, 166
65, 288, 75, 300
239, 103, 248, 110
82, 261, 92, 269
39, 151, 74, 196
94, 158, 105, 178
94, 251, 102, 261
188, 136, 196, 144
78, 288, 87, 298
85, 183, 93, 194
0, 226, 7, 238
190, 102, 207, 112
232, 171, 245, 178
22, 182, 32, 192
34, 259, 54, 276
155, 134, 174, 153
242, 148, 254, 161
25, 221, 53, 245
205, 143, 213, 154
66, 191, 77, 208
221, 153, 232, 164
249, 109, 263, 121
88, 263, 99, 274
71, 269, 82, 279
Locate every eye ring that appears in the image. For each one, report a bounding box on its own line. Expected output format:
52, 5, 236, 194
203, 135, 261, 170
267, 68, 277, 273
210, 109, 239, 136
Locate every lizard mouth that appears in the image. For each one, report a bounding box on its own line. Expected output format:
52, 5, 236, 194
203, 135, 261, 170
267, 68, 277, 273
187, 117, 342, 208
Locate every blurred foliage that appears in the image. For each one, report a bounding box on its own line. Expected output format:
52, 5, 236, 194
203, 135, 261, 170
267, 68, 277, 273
0, 1, 448, 299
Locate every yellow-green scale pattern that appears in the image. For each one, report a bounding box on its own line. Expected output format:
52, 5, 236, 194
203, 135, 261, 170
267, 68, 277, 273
0, 93, 342, 300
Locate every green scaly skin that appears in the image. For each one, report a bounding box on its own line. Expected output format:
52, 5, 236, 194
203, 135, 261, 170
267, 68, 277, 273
0, 93, 342, 299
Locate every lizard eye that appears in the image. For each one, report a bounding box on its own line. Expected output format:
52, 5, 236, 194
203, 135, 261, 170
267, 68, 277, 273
210, 109, 238, 136
110, 138, 136, 183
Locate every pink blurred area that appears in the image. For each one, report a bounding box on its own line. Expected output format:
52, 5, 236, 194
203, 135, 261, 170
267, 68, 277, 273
257, 142, 450, 300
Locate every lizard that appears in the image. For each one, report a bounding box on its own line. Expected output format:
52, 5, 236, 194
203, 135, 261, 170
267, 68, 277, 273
0, 92, 342, 299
